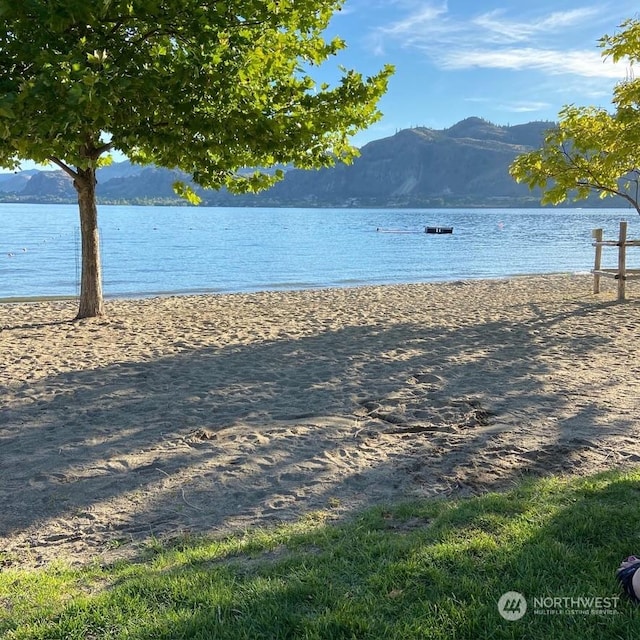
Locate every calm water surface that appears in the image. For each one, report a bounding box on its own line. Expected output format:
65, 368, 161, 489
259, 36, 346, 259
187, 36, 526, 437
1, 204, 638, 299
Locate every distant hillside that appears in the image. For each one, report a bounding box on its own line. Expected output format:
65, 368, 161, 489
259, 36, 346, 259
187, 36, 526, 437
98, 166, 188, 202
229, 118, 554, 208
20, 171, 76, 199
0, 117, 629, 208
0, 171, 31, 193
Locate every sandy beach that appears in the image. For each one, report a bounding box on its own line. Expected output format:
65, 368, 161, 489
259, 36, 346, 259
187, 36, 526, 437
2, 274, 640, 567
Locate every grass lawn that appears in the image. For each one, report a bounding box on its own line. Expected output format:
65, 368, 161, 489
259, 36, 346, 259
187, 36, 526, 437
2, 469, 640, 639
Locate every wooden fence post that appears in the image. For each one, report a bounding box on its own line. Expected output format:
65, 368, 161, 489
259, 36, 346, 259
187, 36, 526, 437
592, 228, 603, 294
618, 220, 628, 302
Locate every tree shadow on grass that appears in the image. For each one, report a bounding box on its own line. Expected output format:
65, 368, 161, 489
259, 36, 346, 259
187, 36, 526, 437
1, 295, 639, 565
4, 470, 640, 639
103, 472, 640, 639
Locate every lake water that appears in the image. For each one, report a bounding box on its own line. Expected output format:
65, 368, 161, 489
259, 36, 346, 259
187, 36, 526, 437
1, 204, 638, 299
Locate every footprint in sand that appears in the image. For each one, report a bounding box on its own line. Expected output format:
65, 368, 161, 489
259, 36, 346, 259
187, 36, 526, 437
254, 456, 277, 469
279, 471, 310, 483
413, 372, 444, 384
265, 493, 299, 511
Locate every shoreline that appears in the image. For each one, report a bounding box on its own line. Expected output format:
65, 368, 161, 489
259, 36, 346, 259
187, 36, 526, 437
2, 273, 638, 567
0, 270, 592, 306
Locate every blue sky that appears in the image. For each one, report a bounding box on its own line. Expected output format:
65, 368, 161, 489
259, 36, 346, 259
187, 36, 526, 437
329, 0, 640, 146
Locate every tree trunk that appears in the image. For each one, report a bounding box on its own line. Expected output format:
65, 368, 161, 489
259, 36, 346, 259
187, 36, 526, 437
74, 167, 104, 319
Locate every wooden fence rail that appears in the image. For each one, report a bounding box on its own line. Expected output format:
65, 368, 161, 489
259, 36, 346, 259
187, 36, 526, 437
592, 220, 640, 301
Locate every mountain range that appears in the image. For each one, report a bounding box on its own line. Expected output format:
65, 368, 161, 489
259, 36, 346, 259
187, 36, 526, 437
0, 117, 625, 208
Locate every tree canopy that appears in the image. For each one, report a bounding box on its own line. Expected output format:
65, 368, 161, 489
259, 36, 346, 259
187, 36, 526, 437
509, 18, 640, 214
0, 0, 392, 317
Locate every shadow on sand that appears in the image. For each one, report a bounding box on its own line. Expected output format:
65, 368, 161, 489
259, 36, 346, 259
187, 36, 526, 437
1, 296, 639, 564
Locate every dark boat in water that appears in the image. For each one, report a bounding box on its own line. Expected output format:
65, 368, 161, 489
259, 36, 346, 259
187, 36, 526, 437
425, 226, 453, 234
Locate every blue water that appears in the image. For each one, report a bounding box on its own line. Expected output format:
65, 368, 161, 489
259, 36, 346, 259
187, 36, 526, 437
1, 204, 638, 299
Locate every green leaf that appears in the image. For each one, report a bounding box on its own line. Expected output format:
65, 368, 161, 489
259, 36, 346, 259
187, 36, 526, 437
173, 181, 202, 205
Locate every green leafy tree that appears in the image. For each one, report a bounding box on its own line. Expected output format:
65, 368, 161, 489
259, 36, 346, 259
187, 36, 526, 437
510, 18, 640, 214
0, 1, 393, 318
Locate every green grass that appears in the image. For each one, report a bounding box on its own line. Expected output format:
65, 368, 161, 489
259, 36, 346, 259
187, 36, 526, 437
3, 470, 640, 639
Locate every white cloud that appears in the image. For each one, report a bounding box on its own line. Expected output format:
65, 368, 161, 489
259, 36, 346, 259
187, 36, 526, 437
381, 3, 448, 37
443, 48, 626, 79
471, 8, 601, 45
503, 101, 553, 113
369, 1, 450, 55
464, 96, 551, 114
374, 2, 629, 79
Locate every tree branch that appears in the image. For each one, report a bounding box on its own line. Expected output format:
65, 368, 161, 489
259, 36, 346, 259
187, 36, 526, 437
559, 141, 640, 212
576, 179, 640, 214
48, 156, 78, 179
94, 142, 114, 157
